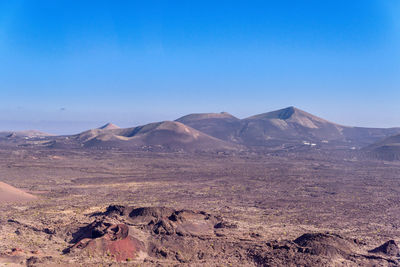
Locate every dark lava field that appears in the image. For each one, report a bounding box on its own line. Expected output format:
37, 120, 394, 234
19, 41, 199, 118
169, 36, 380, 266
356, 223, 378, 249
0, 148, 400, 266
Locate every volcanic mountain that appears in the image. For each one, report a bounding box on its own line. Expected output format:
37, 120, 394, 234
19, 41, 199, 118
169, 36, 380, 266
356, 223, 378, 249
175, 107, 400, 149
175, 112, 241, 142
363, 134, 400, 160
75, 123, 120, 142
5, 107, 400, 152
238, 107, 345, 146
78, 121, 239, 152
0, 181, 37, 203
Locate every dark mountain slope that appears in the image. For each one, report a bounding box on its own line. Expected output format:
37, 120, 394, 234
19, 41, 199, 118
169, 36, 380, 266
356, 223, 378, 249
363, 134, 400, 160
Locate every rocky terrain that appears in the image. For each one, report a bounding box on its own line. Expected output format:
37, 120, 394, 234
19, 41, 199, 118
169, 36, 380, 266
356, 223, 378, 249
0, 147, 400, 266
0, 107, 400, 266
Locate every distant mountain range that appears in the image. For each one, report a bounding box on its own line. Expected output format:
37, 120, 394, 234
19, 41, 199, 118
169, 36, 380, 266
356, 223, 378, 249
75, 121, 239, 152
0, 130, 53, 138
176, 106, 400, 149
1, 106, 399, 157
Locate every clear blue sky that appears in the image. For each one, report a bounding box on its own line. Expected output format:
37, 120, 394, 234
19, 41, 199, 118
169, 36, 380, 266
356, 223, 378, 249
0, 0, 399, 134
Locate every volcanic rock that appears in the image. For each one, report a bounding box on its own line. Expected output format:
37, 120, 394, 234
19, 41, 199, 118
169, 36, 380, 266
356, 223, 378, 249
369, 240, 399, 256
129, 207, 220, 237
68, 220, 145, 262
293, 232, 357, 258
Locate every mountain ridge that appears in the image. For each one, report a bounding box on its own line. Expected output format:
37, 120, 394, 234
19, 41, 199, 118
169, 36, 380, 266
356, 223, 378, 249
2, 106, 399, 154
79, 121, 240, 152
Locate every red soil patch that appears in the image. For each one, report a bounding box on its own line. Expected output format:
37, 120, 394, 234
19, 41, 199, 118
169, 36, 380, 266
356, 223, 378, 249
71, 223, 144, 262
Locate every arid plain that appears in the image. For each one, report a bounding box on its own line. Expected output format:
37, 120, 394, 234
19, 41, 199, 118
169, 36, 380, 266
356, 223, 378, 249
1, 107, 400, 266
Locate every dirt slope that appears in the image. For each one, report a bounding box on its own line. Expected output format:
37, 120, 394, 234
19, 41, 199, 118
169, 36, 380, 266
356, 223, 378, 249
82, 121, 240, 152
0, 182, 37, 203
364, 134, 400, 160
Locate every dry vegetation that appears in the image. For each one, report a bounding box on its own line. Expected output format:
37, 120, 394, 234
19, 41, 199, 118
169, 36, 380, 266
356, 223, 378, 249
0, 147, 400, 266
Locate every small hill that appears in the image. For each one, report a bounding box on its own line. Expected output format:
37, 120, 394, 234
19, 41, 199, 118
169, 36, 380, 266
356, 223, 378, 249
364, 134, 400, 160
82, 121, 239, 152
175, 112, 241, 142
75, 123, 121, 142
0, 182, 37, 203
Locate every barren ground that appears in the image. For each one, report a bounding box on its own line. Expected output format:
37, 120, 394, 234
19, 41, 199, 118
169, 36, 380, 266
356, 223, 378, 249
0, 148, 400, 266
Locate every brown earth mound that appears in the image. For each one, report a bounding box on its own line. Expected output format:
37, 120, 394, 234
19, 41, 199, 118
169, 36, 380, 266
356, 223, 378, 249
128, 207, 222, 237
249, 232, 373, 266
293, 232, 357, 258
369, 240, 399, 256
63, 206, 400, 265
129, 206, 175, 221
67, 220, 144, 262
67, 206, 229, 263
0, 182, 37, 203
